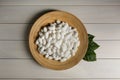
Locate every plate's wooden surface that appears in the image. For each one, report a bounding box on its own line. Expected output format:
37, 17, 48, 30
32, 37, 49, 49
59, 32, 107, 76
29, 11, 88, 70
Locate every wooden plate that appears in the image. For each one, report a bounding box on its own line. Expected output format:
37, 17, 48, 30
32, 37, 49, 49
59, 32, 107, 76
29, 11, 88, 70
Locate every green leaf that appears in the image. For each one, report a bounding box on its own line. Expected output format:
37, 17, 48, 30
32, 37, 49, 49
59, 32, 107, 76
83, 34, 99, 61
83, 50, 96, 61
90, 41, 100, 50
88, 34, 94, 42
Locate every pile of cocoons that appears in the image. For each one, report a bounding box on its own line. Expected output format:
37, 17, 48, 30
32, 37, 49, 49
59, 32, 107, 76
35, 20, 80, 62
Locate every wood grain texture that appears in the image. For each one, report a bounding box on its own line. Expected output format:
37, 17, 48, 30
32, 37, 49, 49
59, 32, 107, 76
0, 59, 120, 78
0, 0, 120, 5
29, 11, 88, 70
0, 0, 119, 79
0, 6, 120, 23
0, 24, 120, 40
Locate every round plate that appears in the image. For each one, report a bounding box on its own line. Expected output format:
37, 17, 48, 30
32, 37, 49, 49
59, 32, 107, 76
29, 11, 88, 70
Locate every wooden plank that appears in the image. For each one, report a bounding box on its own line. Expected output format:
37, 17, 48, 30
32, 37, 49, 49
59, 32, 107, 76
0, 41, 31, 58
0, 24, 120, 40
0, 6, 120, 23
0, 0, 120, 5
0, 24, 30, 40
0, 59, 120, 78
0, 41, 120, 59
85, 24, 120, 40
96, 41, 120, 58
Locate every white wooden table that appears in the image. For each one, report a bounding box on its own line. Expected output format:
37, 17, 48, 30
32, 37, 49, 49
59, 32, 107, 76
0, 0, 120, 80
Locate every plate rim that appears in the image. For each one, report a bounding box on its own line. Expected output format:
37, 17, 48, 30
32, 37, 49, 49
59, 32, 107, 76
29, 10, 88, 70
